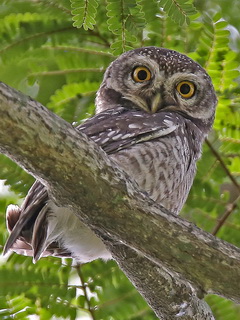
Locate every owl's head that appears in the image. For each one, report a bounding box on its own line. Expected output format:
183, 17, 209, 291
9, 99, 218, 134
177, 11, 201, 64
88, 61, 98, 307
96, 47, 217, 130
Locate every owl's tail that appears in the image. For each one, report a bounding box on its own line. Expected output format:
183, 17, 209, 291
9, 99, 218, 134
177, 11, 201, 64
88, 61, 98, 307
3, 183, 54, 262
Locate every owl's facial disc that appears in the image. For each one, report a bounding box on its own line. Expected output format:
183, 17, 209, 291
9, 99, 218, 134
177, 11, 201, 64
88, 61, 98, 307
96, 47, 217, 124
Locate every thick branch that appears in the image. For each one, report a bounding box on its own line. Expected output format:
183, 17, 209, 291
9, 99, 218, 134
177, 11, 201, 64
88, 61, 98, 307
111, 245, 215, 320
0, 82, 240, 318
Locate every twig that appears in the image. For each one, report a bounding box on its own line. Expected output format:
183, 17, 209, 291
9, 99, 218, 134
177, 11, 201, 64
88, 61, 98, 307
36, 0, 72, 15
89, 28, 111, 47
97, 289, 136, 309
205, 139, 240, 193
206, 139, 240, 235
30, 68, 104, 77
45, 45, 114, 57
0, 27, 75, 54
75, 264, 96, 320
212, 196, 239, 236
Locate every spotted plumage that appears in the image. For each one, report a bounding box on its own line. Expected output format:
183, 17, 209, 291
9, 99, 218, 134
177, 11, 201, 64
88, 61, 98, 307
4, 47, 217, 263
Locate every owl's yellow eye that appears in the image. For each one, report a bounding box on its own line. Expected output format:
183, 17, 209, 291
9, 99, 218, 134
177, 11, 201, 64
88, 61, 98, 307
132, 66, 151, 82
176, 81, 195, 98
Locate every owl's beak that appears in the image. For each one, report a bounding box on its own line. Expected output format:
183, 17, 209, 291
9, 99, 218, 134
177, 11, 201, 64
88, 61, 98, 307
124, 92, 163, 113
150, 92, 162, 113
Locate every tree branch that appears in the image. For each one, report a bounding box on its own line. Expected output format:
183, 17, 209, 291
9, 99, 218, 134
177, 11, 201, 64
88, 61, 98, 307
111, 245, 215, 319
1, 82, 240, 318
212, 197, 239, 236
206, 139, 240, 235
75, 265, 96, 319
205, 139, 240, 193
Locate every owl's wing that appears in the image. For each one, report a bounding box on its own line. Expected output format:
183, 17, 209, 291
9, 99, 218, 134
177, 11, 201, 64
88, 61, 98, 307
78, 106, 180, 154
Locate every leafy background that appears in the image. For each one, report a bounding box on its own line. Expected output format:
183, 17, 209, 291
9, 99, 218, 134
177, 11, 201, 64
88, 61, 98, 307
0, 0, 239, 319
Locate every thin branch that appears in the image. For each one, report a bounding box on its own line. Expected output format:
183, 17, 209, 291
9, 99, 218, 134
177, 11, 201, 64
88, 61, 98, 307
35, 0, 72, 15
206, 139, 240, 235
212, 196, 240, 236
44, 45, 114, 57
205, 139, 240, 193
0, 281, 84, 290
220, 137, 240, 144
30, 68, 105, 77
89, 28, 111, 47
0, 27, 110, 56
97, 289, 137, 309
75, 265, 96, 320
0, 27, 75, 54
129, 307, 155, 319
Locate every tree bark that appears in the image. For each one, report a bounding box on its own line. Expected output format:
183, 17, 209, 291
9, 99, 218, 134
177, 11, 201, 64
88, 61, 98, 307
0, 82, 240, 319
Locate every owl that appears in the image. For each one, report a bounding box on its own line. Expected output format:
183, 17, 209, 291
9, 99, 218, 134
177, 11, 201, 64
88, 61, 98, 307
4, 47, 217, 263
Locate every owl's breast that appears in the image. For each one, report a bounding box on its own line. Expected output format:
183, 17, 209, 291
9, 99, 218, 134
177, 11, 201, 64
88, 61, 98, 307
110, 135, 197, 214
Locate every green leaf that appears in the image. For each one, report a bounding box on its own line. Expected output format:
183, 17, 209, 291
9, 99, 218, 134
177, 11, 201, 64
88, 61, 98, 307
106, 0, 145, 53
71, 0, 99, 30
159, 0, 198, 25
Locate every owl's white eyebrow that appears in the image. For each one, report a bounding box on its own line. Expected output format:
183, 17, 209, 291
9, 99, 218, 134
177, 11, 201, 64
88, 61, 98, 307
120, 133, 132, 139
112, 134, 124, 140
163, 119, 174, 126
99, 137, 110, 144
128, 123, 140, 129
107, 131, 117, 137
133, 114, 144, 117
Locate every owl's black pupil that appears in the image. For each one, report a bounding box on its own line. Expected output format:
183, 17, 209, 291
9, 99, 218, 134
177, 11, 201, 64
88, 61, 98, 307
180, 83, 190, 94
137, 70, 148, 80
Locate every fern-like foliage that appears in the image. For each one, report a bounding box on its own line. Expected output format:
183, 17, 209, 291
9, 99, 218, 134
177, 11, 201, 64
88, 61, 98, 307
71, 0, 99, 30
47, 81, 100, 121
187, 12, 240, 182
0, 155, 34, 196
106, 0, 145, 54
160, 0, 197, 25
0, 255, 78, 319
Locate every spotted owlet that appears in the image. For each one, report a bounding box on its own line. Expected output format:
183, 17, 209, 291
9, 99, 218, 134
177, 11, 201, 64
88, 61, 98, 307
4, 47, 217, 263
